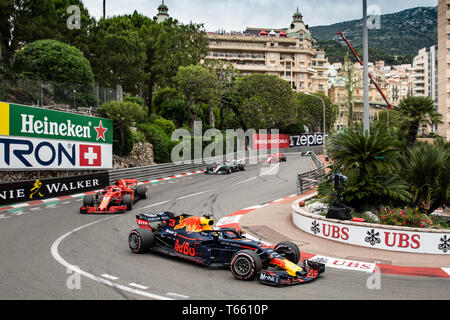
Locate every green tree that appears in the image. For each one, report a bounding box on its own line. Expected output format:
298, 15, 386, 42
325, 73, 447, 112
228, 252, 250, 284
174, 64, 217, 130
341, 52, 355, 128
98, 100, 146, 156
203, 60, 241, 128
137, 16, 209, 114
2, 0, 93, 57
231, 74, 297, 131
13, 39, 94, 87
296, 92, 337, 133
395, 95, 443, 149
88, 15, 147, 94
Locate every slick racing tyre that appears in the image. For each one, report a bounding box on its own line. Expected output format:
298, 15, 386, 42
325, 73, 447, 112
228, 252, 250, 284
123, 194, 133, 211
136, 184, 148, 199
230, 249, 262, 281
274, 241, 301, 264
83, 194, 94, 207
129, 228, 155, 254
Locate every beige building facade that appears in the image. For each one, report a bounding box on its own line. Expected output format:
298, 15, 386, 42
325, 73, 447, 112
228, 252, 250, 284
204, 9, 329, 94
438, 0, 450, 141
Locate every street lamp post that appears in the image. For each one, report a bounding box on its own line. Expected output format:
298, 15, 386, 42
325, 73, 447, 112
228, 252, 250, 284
362, 0, 370, 135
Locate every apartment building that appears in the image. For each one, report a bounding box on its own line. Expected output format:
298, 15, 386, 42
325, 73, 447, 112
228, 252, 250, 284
413, 46, 438, 104
438, 0, 450, 141
204, 9, 329, 94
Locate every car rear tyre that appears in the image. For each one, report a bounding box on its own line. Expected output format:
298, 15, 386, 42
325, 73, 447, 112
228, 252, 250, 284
230, 249, 262, 281
274, 241, 301, 264
136, 185, 147, 199
129, 228, 154, 254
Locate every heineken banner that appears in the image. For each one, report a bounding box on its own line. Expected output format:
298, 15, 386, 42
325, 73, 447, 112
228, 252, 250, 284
0, 102, 113, 170
0, 172, 109, 206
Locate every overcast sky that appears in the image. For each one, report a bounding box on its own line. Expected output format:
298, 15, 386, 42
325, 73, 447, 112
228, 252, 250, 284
83, 0, 437, 31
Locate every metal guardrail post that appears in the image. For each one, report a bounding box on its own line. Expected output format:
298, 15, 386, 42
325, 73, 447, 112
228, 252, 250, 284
297, 174, 302, 195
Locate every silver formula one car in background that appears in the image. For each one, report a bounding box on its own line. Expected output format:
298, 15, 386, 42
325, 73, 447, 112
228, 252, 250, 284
205, 160, 245, 174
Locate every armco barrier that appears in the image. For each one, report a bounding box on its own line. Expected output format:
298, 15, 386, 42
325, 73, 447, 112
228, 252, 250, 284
296, 151, 326, 195
107, 147, 323, 184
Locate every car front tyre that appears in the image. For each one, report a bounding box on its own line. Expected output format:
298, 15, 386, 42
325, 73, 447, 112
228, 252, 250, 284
230, 249, 262, 281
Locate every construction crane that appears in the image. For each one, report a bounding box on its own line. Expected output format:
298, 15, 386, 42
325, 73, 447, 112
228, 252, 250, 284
337, 30, 393, 109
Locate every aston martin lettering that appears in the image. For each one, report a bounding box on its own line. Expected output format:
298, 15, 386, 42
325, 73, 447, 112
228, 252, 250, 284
0, 137, 75, 167
0, 136, 112, 169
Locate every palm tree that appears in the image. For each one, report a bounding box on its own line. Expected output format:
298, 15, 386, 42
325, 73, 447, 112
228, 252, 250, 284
401, 140, 450, 214
325, 124, 411, 211
395, 95, 442, 149
326, 123, 400, 176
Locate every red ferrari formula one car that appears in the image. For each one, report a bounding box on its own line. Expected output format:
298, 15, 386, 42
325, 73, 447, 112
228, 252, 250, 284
265, 152, 287, 163
80, 179, 148, 214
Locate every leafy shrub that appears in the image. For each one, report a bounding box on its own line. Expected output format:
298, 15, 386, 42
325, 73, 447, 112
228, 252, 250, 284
113, 125, 133, 156
153, 118, 176, 136
137, 123, 175, 163
131, 128, 146, 143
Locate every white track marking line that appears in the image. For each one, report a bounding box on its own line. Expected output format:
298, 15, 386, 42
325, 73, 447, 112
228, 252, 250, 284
51, 204, 174, 300
442, 268, 450, 276
11, 203, 28, 208
101, 274, 119, 281
166, 292, 189, 299
176, 191, 208, 200
129, 283, 149, 290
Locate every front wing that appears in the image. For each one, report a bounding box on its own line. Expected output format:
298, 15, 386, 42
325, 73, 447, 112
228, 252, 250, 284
80, 205, 127, 214
257, 260, 325, 286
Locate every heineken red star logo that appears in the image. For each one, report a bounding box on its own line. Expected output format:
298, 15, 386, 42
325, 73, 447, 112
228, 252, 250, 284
94, 120, 108, 141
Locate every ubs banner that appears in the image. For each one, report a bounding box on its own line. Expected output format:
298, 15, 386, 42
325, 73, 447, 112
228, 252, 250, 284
0, 102, 113, 170
0, 172, 109, 206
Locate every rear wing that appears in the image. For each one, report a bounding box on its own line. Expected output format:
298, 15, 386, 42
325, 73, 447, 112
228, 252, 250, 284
137, 212, 175, 223
136, 212, 176, 229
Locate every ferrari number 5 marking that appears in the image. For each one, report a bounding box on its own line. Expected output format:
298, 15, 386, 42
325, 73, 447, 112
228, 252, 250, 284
174, 239, 196, 257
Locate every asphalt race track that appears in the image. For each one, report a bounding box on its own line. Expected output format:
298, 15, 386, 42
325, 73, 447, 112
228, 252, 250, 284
0, 154, 449, 300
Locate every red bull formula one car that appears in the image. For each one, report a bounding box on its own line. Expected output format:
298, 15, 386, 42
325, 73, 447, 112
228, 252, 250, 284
128, 212, 325, 286
80, 179, 148, 214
